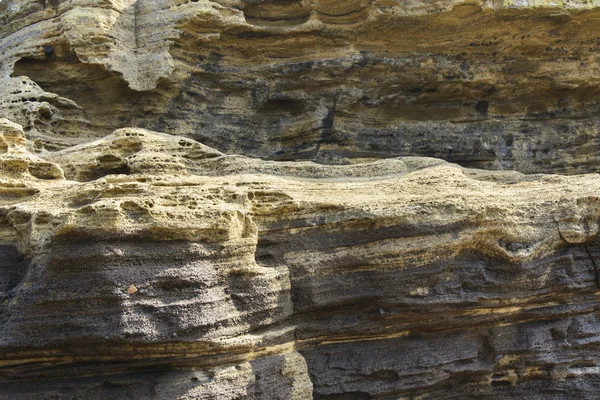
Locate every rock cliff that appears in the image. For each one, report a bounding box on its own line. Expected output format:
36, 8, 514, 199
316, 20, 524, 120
2, 1, 600, 399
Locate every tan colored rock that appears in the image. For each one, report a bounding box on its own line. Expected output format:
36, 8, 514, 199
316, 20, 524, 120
127, 284, 139, 295
3, 0, 600, 398
0, 118, 27, 151
2, 0, 600, 173
0, 125, 599, 397
0, 119, 64, 180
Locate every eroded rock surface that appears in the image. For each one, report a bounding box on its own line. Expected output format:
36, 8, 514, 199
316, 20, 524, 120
0, 119, 599, 398
3, 0, 600, 398
2, 0, 600, 172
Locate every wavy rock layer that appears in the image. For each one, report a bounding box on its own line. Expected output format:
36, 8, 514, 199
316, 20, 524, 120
2, 0, 600, 172
0, 119, 600, 398
3, 0, 600, 399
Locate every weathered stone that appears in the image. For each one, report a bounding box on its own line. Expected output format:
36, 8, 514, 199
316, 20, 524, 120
2, 0, 600, 173
0, 123, 598, 397
3, 0, 600, 398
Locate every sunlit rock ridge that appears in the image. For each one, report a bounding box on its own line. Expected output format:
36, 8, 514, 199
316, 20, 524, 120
2, 0, 600, 399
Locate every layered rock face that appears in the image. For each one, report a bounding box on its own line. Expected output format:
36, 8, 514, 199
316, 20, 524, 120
2, 1, 600, 399
3, 0, 600, 172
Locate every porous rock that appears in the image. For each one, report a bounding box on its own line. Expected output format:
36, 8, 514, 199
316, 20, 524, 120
2, 1, 600, 399
2, 0, 600, 172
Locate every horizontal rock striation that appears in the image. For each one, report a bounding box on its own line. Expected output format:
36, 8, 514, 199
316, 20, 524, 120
2, 0, 600, 172
3, 0, 600, 398
0, 120, 600, 398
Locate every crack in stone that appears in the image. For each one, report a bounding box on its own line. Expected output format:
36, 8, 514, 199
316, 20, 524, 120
314, 92, 340, 160
552, 216, 568, 243
583, 243, 600, 289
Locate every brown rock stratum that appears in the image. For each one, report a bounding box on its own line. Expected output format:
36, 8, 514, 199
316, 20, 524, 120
2, 1, 600, 399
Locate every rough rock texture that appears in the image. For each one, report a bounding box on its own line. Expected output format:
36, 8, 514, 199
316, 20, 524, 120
3, 0, 600, 399
2, 119, 600, 398
3, 0, 600, 172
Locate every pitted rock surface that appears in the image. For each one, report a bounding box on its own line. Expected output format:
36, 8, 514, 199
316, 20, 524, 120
2, 0, 600, 172
2, 1, 600, 399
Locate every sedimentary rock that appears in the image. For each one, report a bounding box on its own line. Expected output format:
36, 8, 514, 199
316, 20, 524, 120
0, 118, 600, 398
2, 0, 600, 172
3, 0, 600, 398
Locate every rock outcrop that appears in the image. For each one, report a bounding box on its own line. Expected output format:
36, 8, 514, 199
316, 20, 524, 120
1, 119, 600, 398
2, 0, 600, 399
3, 0, 600, 172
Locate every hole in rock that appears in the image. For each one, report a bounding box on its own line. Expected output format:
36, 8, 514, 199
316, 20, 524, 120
475, 100, 489, 115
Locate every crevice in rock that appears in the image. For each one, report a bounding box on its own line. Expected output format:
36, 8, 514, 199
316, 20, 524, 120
583, 243, 600, 289
314, 92, 341, 164
133, 0, 140, 50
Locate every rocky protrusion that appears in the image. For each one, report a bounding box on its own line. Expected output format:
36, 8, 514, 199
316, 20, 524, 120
0, 119, 64, 180
0, 119, 27, 152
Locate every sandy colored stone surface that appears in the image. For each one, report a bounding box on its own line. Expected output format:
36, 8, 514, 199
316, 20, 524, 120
0, 119, 600, 398
3, 0, 600, 398
2, 0, 600, 172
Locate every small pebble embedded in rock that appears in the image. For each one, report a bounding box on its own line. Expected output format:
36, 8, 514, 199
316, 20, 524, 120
127, 284, 138, 295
